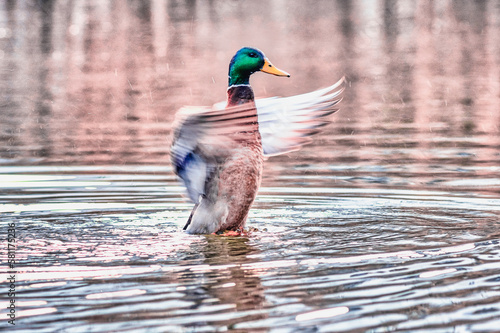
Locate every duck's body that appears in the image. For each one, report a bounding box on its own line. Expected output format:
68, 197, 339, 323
188, 91, 263, 233
170, 47, 344, 234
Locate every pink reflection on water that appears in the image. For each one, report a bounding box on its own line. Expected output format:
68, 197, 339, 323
0, 1, 499, 168
86, 289, 147, 300
14, 265, 161, 282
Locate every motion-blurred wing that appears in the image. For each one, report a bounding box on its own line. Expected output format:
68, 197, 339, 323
257, 77, 345, 156
170, 104, 259, 202
170, 106, 211, 202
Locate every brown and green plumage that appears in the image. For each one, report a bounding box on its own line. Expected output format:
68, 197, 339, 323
170, 47, 345, 234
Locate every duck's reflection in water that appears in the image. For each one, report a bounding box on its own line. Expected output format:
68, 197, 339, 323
179, 235, 267, 328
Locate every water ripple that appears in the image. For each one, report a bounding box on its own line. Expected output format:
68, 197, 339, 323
1, 165, 499, 331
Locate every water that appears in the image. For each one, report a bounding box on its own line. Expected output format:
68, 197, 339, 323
2, 166, 500, 331
1, 0, 500, 332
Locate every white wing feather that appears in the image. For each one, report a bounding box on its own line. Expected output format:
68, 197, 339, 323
256, 77, 345, 156
212, 77, 345, 156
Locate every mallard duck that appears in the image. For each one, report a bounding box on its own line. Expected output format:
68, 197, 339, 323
171, 47, 345, 234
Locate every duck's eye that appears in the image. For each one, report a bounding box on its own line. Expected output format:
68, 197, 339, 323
248, 52, 258, 58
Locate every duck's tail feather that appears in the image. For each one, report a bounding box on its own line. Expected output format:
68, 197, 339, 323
184, 196, 228, 234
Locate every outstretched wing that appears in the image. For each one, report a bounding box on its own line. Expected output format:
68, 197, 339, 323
171, 77, 346, 201
170, 104, 259, 203
256, 77, 345, 156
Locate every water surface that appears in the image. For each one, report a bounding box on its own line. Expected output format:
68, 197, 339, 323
1, 1, 500, 332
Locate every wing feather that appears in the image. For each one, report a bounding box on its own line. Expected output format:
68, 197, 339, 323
170, 77, 346, 201
256, 77, 345, 156
170, 104, 259, 203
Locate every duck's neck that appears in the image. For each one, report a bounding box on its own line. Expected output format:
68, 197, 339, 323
226, 84, 255, 107
225, 84, 261, 146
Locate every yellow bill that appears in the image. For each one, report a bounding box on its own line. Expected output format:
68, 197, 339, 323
260, 58, 290, 77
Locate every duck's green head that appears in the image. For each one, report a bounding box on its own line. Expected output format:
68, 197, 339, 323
228, 47, 290, 86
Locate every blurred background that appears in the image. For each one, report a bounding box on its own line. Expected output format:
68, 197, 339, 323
2, 2, 500, 331
1, 0, 499, 167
